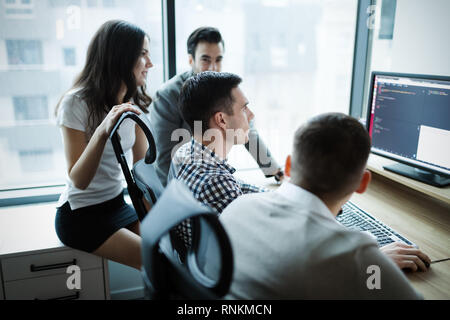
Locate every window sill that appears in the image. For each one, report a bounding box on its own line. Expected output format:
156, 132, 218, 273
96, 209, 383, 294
0, 185, 65, 207
0, 168, 264, 208
0, 186, 135, 208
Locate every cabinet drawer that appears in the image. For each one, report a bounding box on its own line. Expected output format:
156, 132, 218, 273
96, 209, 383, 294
4, 268, 105, 300
2, 249, 102, 281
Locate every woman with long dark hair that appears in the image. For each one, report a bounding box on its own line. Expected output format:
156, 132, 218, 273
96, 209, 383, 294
55, 20, 153, 270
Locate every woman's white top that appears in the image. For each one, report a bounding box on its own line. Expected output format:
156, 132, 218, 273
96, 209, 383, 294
56, 89, 136, 210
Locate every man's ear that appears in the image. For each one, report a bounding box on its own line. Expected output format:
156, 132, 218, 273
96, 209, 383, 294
285, 155, 291, 177
355, 170, 371, 194
188, 54, 194, 67
212, 112, 227, 130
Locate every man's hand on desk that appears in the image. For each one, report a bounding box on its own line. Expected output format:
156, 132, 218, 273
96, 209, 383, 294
381, 242, 431, 272
266, 168, 285, 184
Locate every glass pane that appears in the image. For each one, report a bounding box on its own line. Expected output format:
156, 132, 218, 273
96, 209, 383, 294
176, 0, 357, 169
365, 0, 450, 117
13, 96, 48, 121
0, 0, 164, 190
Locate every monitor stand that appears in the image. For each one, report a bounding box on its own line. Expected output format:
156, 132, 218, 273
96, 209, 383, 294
383, 163, 450, 188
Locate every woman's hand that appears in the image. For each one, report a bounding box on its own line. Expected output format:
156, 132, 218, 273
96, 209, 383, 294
97, 103, 141, 139
63, 103, 141, 190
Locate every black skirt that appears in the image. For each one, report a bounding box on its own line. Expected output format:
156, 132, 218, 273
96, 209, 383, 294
55, 192, 139, 253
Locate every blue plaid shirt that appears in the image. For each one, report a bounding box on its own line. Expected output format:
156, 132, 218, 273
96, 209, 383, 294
170, 138, 266, 248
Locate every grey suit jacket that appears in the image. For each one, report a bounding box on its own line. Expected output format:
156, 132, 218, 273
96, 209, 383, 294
149, 70, 280, 186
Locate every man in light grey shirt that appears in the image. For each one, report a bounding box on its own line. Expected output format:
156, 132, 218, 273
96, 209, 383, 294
220, 113, 427, 299
149, 27, 283, 186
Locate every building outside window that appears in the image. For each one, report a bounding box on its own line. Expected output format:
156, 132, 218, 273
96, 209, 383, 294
0, 0, 163, 190
175, 0, 358, 169
63, 47, 76, 66
6, 40, 43, 65
19, 149, 53, 173
87, 0, 98, 7
4, 0, 34, 18
13, 96, 48, 121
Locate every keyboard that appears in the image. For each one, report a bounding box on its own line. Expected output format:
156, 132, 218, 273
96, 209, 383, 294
337, 201, 415, 247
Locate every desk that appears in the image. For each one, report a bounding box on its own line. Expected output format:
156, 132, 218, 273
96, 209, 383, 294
351, 174, 450, 299
236, 168, 450, 300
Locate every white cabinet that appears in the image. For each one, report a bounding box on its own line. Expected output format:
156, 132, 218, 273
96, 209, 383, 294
1, 248, 108, 300
0, 265, 3, 300
0, 203, 110, 300
4, 267, 105, 300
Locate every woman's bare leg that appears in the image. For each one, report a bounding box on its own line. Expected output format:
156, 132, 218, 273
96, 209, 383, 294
93, 228, 142, 270
126, 221, 141, 236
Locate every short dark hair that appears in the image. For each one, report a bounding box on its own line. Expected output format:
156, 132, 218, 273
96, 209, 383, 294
179, 71, 242, 133
187, 27, 224, 58
291, 113, 371, 200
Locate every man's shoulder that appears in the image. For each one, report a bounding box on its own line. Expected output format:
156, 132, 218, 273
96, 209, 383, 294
180, 162, 233, 183
156, 70, 192, 96
222, 190, 274, 213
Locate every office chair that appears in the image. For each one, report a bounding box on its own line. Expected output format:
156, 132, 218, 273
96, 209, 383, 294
140, 180, 234, 300
110, 111, 164, 221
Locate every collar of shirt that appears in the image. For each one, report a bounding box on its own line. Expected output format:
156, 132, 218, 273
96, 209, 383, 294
188, 138, 236, 174
275, 182, 337, 223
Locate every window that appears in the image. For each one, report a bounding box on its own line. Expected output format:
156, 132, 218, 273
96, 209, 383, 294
0, 0, 164, 190
48, 0, 81, 8
176, 0, 358, 169
13, 96, 49, 121
361, 0, 450, 119
4, 0, 34, 18
6, 40, 43, 65
102, 0, 114, 8
87, 0, 98, 7
19, 149, 53, 173
63, 47, 76, 66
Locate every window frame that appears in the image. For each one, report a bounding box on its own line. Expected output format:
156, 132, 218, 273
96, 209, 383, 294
349, 0, 373, 119
0, 0, 170, 205
1, 0, 369, 206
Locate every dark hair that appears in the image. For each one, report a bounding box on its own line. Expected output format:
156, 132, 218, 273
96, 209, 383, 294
55, 20, 152, 134
291, 113, 371, 200
187, 27, 224, 58
179, 71, 242, 133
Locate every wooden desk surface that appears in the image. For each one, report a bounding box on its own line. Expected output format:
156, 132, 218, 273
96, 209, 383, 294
237, 169, 450, 300
351, 174, 450, 300
367, 154, 450, 205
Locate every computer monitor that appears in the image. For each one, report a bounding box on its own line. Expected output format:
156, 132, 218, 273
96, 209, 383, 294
366, 72, 450, 187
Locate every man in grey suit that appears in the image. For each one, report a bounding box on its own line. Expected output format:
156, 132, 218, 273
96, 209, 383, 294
149, 27, 284, 186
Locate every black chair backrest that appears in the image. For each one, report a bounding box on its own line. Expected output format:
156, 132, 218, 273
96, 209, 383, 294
140, 180, 234, 299
110, 111, 162, 221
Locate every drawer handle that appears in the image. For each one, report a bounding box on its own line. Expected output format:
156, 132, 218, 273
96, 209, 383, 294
35, 292, 80, 301
30, 259, 77, 272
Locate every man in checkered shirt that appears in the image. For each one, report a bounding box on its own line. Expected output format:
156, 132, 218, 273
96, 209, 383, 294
168, 71, 267, 248
172, 137, 265, 213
